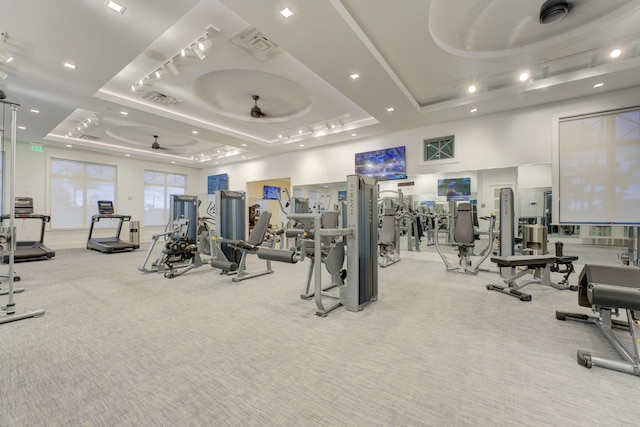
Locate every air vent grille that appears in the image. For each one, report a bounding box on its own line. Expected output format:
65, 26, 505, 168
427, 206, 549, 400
142, 91, 182, 106
231, 26, 283, 61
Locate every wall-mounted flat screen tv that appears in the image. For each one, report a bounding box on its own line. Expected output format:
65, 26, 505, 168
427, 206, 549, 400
355, 146, 407, 180
263, 185, 281, 200
437, 177, 471, 200
207, 173, 228, 194
338, 190, 347, 202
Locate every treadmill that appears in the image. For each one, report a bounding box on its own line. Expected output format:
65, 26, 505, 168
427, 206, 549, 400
86, 200, 139, 253
0, 197, 55, 263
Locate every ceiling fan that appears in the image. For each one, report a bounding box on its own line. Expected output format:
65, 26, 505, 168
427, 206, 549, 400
151, 135, 167, 150
251, 95, 265, 118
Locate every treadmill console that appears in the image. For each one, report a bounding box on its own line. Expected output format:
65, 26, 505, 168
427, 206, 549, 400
15, 197, 34, 215
97, 200, 115, 215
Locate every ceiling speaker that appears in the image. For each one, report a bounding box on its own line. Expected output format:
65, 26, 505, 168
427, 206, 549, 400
540, 0, 570, 24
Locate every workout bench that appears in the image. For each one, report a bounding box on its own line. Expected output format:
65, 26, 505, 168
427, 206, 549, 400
487, 254, 578, 301
556, 264, 640, 376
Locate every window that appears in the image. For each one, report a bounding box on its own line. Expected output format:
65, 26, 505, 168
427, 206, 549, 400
424, 135, 455, 161
558, 106, 640, 224
51, 158, 117, 228
144, 170, 187, 226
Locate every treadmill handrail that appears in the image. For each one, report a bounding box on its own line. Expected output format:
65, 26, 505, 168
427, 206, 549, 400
91, 214, 132, 222
1, 213, 51, 223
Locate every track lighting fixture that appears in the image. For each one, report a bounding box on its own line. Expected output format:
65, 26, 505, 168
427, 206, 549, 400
132, 26, 219, 94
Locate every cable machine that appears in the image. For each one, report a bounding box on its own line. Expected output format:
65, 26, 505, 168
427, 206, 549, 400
281, 174, 378, 316
0, 91, 45, 324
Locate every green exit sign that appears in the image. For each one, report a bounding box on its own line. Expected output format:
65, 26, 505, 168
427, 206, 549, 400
31, 144, 43, 153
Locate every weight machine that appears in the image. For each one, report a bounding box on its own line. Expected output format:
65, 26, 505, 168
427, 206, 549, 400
139, 195, 210, 278
433, 202, 496, 274
378, 207, 401, 268
0, 92, 45, 323
213, 210, 282, 282
267, 175, 378, 316
377, 190, 402, 267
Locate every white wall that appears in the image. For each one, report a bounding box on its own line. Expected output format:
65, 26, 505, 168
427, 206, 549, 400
8, 142, 200, 249
7, 86, 640, 249
201, 86, 640, 223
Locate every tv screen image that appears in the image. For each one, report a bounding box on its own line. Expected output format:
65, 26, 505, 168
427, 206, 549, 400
437, 177, 471, 199
263, 185, 281, 200
207, 174, 229, 194
355, 146, 407, 180
338, 190, 347, 201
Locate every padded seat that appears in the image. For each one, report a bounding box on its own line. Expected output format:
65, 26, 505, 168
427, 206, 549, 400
556, 264, 640, 377
578, 264, 640, 309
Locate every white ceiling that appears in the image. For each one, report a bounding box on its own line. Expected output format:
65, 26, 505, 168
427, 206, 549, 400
1, 0, 639, 168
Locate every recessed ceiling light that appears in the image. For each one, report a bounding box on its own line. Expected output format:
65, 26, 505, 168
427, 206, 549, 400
18, 126, 26, 130
299, 144, 304, 147
241, 143, 247, 147
66, 144, 73, 148
125, 153, 131, 157
350, 73, 360, 80
241, 156, 246, 159
63, 62, 76, 70
468, 85, 477, 94
519, 72, 529, 82
120, 111, 128, 115
593, 82, 604, 88
171, 161, 176, 164
610, 48, 622, 58
30, 109, 40, 114
386, 107, 395, 112
280, 7, 294, 18
191, 130, 198, 134
5, 56, 14, 63
470, 108, 478, 113
105, 1, 126, 14
214, 162, 219, 165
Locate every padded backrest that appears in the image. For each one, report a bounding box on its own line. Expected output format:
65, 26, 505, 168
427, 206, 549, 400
379, 208, 396, 246
247, 211, 272, 246
321, 211, 339, 229
454, 202, 474, 244
320, 211, 340, 245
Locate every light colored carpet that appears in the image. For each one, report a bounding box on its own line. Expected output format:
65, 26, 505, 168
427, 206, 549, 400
1, 243, 639, 426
